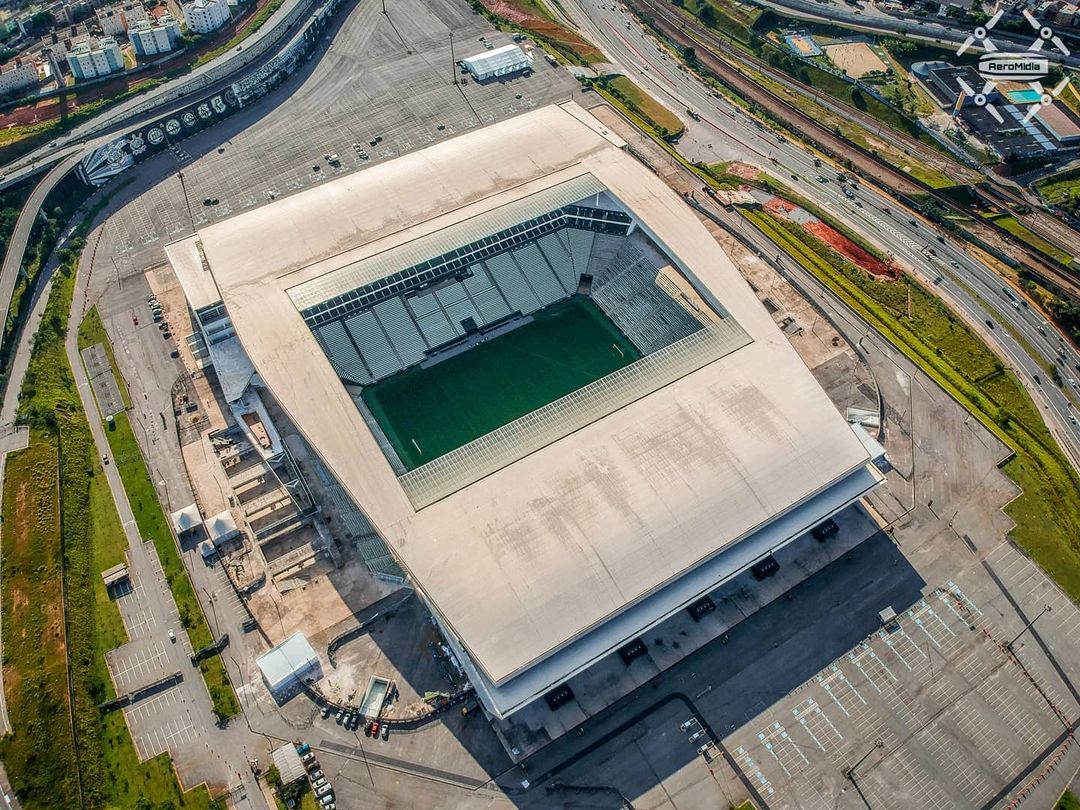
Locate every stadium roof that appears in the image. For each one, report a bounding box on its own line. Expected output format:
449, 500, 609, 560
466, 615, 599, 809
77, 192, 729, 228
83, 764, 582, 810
169, 102, 874, 704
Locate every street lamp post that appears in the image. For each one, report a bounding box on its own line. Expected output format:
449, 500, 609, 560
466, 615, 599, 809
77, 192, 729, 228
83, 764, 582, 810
1007, 605, 1052, 653
845, 738, 883, 781
845, 738, 884, 810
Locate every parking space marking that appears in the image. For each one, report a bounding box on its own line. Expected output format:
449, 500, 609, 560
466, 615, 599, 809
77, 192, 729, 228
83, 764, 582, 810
915, 723, 994, 804
732, 746, 775, 798
816, 665, 865, 717
979, 677, 1056, 752
848, 643, 896, 693
110, 641, 168, 689
792, 697, 843, 755
877, 747, 953, 810
756, 721, 809, 777
124, 686, 182, 721
944, 580, 982, 616
950, 693, 1025, 778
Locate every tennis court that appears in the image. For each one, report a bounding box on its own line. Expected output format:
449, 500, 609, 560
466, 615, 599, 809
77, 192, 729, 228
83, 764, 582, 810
362, 296, 641, 469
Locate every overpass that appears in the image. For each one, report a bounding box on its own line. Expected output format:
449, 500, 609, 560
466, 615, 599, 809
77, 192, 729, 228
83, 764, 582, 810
0, 153, 85, 357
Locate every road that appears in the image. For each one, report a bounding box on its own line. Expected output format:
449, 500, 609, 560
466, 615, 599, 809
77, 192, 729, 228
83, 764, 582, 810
63, 235, 267, 808
563, 0, 1080, 468
0, 153, 83, 357
735, 0, 1080, 68
0, 0, 327, 188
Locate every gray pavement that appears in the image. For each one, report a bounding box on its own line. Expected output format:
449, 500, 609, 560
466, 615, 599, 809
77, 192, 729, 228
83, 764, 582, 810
66, 219, 269, 804
561, 0, 1080, 471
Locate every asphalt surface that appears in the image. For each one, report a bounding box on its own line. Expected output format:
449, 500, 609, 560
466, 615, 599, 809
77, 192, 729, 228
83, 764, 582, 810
65, 244, 268, 806
560, 0, 1080, 469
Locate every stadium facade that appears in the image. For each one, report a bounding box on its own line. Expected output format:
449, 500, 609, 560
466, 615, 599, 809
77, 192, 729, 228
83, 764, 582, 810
167, 102, 884, 720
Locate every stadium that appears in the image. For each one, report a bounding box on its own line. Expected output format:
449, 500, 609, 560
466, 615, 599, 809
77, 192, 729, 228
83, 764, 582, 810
167, 102, 884, 726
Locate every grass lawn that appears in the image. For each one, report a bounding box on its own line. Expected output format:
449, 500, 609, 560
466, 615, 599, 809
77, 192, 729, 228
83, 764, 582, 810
363, 296, 640, 469
1035, 165, 1080, 216
103, 409, 240, 721
743, 208, 1080, 603
1, 235, 221, 807
990, 214, 1075, 267
605, 76, 685, 137
1058, 789, 1080, 810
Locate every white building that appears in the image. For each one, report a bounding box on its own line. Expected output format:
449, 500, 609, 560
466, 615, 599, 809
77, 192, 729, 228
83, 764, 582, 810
182, 0, 230, 34
129, 15, 180, 57
256, 632, 322, 702
95, 1, 148, 37
0, 59, 39, 97
460, 44, 532, 81
66, 36, 124, 80
166, 102, 885, 724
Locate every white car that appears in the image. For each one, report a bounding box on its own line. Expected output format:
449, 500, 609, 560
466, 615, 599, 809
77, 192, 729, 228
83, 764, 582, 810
319, 798, 335, 808
315, 784, 333, 797
312, 778, 326, 789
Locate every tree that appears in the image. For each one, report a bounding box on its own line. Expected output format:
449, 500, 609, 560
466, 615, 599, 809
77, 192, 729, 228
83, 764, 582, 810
265, 764, 282, 788
698, 4, 716, 26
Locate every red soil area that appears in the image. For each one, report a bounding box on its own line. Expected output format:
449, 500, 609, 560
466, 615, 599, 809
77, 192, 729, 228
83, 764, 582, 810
805, 220, 900, 279
482, 0, 602, 60
726, 161, 760, 181
763, 197, 794, 215
0, 0, 276, 131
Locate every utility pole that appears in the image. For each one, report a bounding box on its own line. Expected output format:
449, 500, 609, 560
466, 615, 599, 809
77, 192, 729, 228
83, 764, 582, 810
845, 739, 883, 781
845, 739, 883, 810
449, 30, 456, 85
1007, 605, 1052, 652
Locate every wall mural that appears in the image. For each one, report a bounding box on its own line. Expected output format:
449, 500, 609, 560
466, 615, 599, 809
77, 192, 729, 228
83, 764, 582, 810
78, 89, 240, 187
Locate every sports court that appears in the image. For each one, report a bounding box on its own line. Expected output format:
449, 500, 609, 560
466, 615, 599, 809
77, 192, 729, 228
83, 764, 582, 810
362, 296, 640, 469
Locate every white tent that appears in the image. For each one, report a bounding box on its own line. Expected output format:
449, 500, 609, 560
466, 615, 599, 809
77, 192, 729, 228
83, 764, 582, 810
257, 632, 322, 702
205, 510, 240, 545
170, 503, 202, 535
461, 44, 532, 81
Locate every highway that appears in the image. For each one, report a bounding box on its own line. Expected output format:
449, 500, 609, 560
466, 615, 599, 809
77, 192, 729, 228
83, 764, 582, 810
731, 0, 1080, 69
565, 0, 1080, 466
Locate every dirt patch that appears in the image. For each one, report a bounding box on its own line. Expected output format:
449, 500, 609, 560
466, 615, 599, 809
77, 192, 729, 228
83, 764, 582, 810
824, 42, 887, 79
805, 221, 900, 279
481, 0, 602, 61
10, 587, 27, 615
727, 162, 761, 181
764, 197, 795, 215
45, 599, 66, 654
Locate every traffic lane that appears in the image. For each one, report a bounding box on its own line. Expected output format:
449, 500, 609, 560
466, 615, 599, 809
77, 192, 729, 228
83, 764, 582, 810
574, 0, 1080, 446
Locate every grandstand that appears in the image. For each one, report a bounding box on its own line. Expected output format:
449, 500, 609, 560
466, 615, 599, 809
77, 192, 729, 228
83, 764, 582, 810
166, 102, 883, 724
296, 179, 714, 475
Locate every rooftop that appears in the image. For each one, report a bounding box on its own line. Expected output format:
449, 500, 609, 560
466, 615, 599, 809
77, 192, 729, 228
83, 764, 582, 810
256, 632, 319, 689
171, 102, 872, 694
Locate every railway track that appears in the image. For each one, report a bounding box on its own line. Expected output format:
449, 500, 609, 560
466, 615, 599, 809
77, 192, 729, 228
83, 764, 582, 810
628, 0, 1080, 300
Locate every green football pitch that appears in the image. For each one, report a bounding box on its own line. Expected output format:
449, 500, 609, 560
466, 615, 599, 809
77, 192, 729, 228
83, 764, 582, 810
362, 296, 641, 470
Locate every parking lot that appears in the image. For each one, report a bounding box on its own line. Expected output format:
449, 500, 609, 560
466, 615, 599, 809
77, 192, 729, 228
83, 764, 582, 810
81, 343, 125, 418
97, 0, 579, 272
722, 570, 1075, 810
124, 689, 199, 761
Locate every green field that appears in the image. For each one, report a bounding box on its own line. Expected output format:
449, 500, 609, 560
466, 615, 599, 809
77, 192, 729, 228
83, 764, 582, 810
363, 296, 640, 469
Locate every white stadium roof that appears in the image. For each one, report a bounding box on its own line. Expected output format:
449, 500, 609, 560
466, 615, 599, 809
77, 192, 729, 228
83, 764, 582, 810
168, 102, 879, 716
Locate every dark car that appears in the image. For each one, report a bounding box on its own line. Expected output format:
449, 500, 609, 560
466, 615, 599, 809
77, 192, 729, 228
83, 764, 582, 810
985, 319, 994, 329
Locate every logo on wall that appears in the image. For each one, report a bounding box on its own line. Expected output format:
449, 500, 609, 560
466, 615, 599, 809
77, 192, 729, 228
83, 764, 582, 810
956, 8, 1072, 124
78, 90, 241, 186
